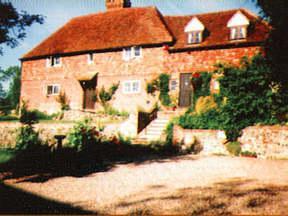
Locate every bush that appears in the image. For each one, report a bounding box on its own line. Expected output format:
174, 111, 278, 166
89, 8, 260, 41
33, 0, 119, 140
67, 119, 100, 151
226, 141, 241, 156
241, 151, 257, 157
195, 95, 217, 114
0, 115, 18, 121
159, 73, 171, 106
99, 83, 119, 105
191, 72, 212, 105
56, 91, 70, 111
15, 125, 42, 151
103, 105, 129, 117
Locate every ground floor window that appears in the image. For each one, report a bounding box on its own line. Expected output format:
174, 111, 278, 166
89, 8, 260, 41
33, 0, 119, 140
170, 79, 178, 91
47, 84, 60, 96
123, 80, 141, 94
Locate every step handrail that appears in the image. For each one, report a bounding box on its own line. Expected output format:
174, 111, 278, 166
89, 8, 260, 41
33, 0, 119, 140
137, 108, 158, 134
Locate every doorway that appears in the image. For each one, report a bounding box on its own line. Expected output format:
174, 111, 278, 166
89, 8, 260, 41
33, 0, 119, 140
179, 73, 193, 107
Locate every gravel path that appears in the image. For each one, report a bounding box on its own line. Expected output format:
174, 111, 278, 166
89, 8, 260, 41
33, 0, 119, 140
4, 155, 288, 214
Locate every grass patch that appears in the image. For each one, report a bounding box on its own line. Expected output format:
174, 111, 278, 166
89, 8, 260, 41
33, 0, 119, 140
0, 149, 15, 164
0, 115, 19, 122
226, 142, 241, 156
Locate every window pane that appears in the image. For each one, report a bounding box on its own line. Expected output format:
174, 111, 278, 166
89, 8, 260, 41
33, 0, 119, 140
132, 81, 139, 92
124, 82, 131, 92
170, 80, 177, 90
53, 85, 60, 94
47, 86, 53, 95
134, 46, 141, 57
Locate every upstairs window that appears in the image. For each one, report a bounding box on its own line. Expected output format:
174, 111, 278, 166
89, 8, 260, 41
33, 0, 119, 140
123, 80, 141, 94
188, 31, 202, 44
47, 56, 61, 67
123, 46, 142, 61
227, 11, 250, 41
47, 84, 60, 96
230, 26, 247, 40
88, 53, 93, 64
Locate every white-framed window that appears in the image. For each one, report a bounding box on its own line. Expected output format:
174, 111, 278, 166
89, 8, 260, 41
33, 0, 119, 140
88, 53, 93, 64
188, 31, 202, 44
123, 46, 142, 61
230, 26, 247, 40
47, 56, 61, 67
122, 80, 141, 94
170, 79, 178, 91
46, 84, 60, 96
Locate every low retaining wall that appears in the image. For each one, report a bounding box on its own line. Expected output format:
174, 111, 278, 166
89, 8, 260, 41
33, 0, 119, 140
0, 122, 77, 148
173, 125, 228, 155
239, 125, 288, 159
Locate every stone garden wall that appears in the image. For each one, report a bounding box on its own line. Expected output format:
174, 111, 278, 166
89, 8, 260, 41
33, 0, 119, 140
0, 122, 77, 149
239, 125, 288, 159
173, 125, 288, 159
173, 125, 228, 155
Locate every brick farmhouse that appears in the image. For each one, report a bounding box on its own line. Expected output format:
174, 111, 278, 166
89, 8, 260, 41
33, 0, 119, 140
20, 0, 269, 114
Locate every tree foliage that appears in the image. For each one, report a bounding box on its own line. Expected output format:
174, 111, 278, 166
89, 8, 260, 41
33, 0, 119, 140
254, 0, 288, 88
0, 0, 44, 54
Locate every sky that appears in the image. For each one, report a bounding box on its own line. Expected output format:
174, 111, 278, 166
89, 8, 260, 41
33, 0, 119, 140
0, 0, 260, 70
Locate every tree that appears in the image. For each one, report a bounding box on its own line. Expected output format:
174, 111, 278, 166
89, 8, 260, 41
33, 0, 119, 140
0, 66, 21, 108
254, 0, 288, 87
0, 0, 44, 54
5, 66, 21, 108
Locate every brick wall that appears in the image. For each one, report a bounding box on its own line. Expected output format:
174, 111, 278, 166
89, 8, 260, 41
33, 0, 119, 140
21, 45, 262, 113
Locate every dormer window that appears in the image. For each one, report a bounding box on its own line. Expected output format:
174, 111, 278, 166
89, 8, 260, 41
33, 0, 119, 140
184, 17, 205, 45
230, 26, 247, 40
188, 31, 202, 44
227, 11, 250, 40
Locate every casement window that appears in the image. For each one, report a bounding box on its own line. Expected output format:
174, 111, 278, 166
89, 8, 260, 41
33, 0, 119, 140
123, 46, 142, 61
230, 26, 247, 40
188, 31, 202, 44
123, 80, 141, 94
47, 56, 61, 67
46, 84, 60, 96
88, 53, 93, 64
170, 79, 178, 91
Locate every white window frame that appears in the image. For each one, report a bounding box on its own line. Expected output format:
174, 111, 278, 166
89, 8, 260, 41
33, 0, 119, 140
188, 31, 202, 44
170, 79, 178, 91
230, 26, 247, 40
88, 53, 94, 64
122, 80, 141, 94
122, 46, 142, 61
46, 56, 62, 67
46, 84, 60, 96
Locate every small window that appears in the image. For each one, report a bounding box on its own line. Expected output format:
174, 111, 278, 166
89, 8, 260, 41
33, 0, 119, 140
123, 80, 141, 94
188, 31, 202, 44
230, 26, 246, 40
134, 46, 142, 57
47, 56, 61, 67
170, 80, 178, 91
123, 48, 132, 61
123, 46, 142, 61
47, 84, 60, 96
88, 53, 93, 64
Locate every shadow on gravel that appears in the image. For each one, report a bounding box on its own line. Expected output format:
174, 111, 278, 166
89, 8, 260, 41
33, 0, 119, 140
111, 178, 288, 215
0, 182, 95, 214
0, 143, 192, 183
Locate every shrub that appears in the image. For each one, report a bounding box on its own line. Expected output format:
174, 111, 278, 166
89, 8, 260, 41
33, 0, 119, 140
195, 95, 218, 114
19, 102, 38, 125
102, 104, 129, 117
0, 115, 18, 121
191, 72, 212, 105
241, 151, 257, 157
15, 125, 42, 151
56, 91, 70, 111
159, 73, 171, 106
226, 141, 241, 156
67, 119, 100, 151
99, 83, 119, 105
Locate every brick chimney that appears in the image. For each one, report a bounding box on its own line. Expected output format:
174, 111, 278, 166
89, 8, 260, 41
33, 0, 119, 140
106, 0, 131, 10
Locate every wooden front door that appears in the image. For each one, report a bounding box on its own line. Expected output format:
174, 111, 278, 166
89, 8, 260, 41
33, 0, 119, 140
179, 73, 193, 107
83, 88, 96, 110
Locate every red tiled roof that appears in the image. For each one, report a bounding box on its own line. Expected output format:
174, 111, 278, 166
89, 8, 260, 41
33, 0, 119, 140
22, 7, 173, 59
22, 8, 269, 59
163, 8, 270, 51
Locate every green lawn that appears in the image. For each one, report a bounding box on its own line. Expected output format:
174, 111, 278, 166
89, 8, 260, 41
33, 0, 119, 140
0, 149, 15, 164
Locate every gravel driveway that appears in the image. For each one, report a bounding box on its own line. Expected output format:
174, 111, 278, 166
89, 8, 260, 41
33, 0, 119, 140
4, 155, 288, 214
